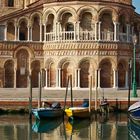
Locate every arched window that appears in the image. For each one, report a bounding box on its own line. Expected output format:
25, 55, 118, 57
65, 23, 74, 40
8, 0, 14, 7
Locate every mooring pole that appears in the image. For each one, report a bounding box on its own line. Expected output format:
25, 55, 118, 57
128, 59, 132, 109
95, 82, 98, 111
70, 75, 73, 107
64, 75, 70, 110
28, 75, 32, 119
38, 71, 42, 108
89, 75, 92, 113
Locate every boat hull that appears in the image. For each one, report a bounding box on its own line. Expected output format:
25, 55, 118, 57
65, 107, 92, 119
128, 101, 140, 121
32, 108, 63, 120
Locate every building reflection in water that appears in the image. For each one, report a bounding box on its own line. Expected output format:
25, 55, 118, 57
0, 113, 131, 140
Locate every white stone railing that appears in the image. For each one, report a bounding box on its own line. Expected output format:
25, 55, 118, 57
2, 31, 135, 43
119, 33, 127, 42
101, 31, 114, 41
79, 31, 95, 41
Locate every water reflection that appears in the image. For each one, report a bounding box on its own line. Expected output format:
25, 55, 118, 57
32, 118, 63, 133
0, 113, 138, 140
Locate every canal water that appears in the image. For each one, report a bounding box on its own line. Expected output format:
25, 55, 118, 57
0, 113, 139, 140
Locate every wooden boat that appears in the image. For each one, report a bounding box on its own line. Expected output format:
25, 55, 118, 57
32, 102, 63, 120
64, 75, 94, 119
128, 101, 140, 121
32, 117, 63, 133
65, 106, 94, 119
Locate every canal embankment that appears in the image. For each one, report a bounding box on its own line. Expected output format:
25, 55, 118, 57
0, 88, 139, 113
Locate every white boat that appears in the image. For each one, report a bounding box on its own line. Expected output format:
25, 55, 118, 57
128, 101, 140, 121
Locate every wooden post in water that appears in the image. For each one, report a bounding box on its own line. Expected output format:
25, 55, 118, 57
95, 87, 98, 111
64, 75, 70, 110
128, 59, 132, 109
28, 75, 32, 119
38, 71, 42, 108
89, 75, 92, 113
70, 75, 73, 107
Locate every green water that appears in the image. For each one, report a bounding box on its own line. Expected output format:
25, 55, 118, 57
0, 113, 138, 140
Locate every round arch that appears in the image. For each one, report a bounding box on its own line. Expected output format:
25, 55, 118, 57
77, 6, 98, 21
118, 59, 127, 88
57, 7, 77, 22
45, 58, 56, 87
4, 60, 14, 88
31, 60, 40, 87
58, 57, 75, 87
99, 58, 113, 88
16, 49, 29, 88
13, 46, 34, 59
98, 7, 118, 21
43, 8, 56, 24
78, 57, 96, 88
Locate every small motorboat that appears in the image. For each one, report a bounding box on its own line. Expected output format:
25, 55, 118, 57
32, 102, 64, 120
65, 101, 94, 119
128, 101, 140, 121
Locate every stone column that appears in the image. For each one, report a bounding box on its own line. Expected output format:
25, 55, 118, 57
95, 69, 98, 88
113, 22, 118, 41
23, 0, 27, 9
74, 22, 76, 40
58, 68, 61, 87
113, 69, 117, 88
116, 70, 118, 88
14, 68, 17, 88
74, 69, 77, 87
98, 22, 101, 41
4, 24, 7, 41
27, 26, 30, 41
77, 21, 80, 40
77, 68, 80, 88
40, 22, 42, 42
126, 24, 130, 42
45, 68, 48, 88
30, 27, 33, 41
17, 26, 20, 41
98, 69, 101, 88
14, 23, 17, 41
44, 24, 46, 42
57, 22, 60, 41
95, 22, 98, 41
54, 22, 57, 41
